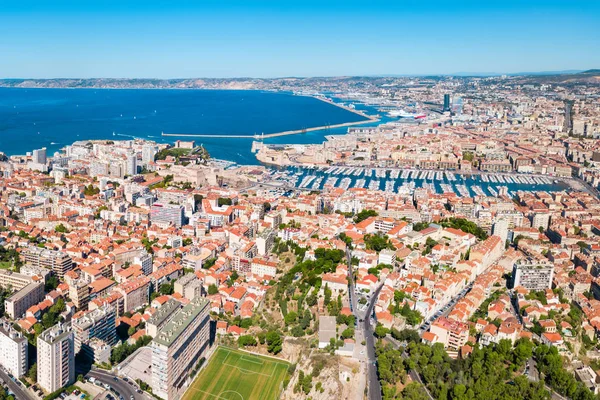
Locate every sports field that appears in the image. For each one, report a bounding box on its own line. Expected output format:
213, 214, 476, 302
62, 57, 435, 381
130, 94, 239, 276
182, 347, 290, 400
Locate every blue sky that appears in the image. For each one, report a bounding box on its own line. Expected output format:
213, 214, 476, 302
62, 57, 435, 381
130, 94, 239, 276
1, 0, 599, 78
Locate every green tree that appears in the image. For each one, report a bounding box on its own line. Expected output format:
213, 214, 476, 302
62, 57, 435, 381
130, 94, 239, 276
266, 331, 283, 354
208, 284, 218, 295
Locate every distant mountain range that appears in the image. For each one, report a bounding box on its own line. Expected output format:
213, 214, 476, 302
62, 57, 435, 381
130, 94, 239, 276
0, 69, 598, 89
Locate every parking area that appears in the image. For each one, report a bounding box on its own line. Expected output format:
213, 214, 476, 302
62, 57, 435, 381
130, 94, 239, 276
118, 346, 153, 385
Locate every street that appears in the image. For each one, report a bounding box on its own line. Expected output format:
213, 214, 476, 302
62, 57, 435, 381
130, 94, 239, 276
0, 368, 34, 400
346, 247, 382, 400
86, 369, 148, 400
418, 281, 474, 334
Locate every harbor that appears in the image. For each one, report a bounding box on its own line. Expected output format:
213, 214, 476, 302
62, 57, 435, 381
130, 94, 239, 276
267, 166, 569, 197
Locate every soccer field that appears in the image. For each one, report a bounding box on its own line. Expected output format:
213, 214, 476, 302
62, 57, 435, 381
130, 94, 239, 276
182, 347, 290, 400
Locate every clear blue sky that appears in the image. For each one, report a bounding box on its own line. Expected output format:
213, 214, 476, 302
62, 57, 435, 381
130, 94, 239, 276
1, 0, 599, 78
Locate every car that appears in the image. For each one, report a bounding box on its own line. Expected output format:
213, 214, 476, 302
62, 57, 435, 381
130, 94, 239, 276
131, 396, 134, 400
114, 377, 119, 381
137, 389, 143, 394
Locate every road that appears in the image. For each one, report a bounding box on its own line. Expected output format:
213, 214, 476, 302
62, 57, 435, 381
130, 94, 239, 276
345, 247, 382, 400
417, 281, 475, 334
363, 284, 384, 400
0, 368, 34, 400
86, 369, 148, 400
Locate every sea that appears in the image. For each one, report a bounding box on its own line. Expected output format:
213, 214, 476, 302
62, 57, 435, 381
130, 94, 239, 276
0, 87, 567, 195
0, 88, 375, 165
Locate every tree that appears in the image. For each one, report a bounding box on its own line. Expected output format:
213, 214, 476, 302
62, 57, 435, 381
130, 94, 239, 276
238, 335, 257, 347
218, 197, 232, 207
231, 270, 239, 282
54, 224, 68, 233
324, 284, 332, 306
266, 331, 283, 354
208, 284, 218, 295
374, 324, 389, 338
284, 311, 298, 326
341, 327, 354, 339
28, 363, 37, 382
354, 209, 378, 223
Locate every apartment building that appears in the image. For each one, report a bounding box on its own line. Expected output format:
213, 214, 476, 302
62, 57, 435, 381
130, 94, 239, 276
146, 299, 182, 338
151, 297, 211, 400
5, 282, 44, 319
256, 228, 275, 256
115, 275, 151, 312
250, 258, 277, 278
72, 305, 117, 355
150, 203, 184, 228
22, 246, 73, 278
37, 323, 75, 393
173, 273, 203, 301
468, 235, 504, 274
512, 258, 555, 290
0, 319, 28, 377
69, 280, 90, 310
0, 269, 37, 291
429, 317, 469, 350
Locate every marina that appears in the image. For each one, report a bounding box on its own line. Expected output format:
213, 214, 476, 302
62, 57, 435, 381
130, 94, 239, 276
272, 166, 566, 197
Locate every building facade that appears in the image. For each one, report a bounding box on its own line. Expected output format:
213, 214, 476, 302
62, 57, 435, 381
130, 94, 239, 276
37, 323, 75, 393
151, 297, 211, 400
0, 319, 28, 377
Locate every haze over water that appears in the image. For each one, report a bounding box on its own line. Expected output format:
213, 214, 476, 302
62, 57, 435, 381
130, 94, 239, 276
0, 88, 372, 164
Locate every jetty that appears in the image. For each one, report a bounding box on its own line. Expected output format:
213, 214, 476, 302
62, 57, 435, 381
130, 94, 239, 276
161, 94, 378, 139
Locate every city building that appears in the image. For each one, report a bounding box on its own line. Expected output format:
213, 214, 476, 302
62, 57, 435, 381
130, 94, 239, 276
37, 323, 75, 393
72, 305, 117, 355
150, 203, 185, 228
69, 280, 90, 310
0, 319, 28, 377
256, 229, 275, 256
22, 246, 73, 278
151, 297, 211, 400
146, 299, 182, 338
512, 258, 555, 290
5, 282, 44, 319
492, 219, 509, 244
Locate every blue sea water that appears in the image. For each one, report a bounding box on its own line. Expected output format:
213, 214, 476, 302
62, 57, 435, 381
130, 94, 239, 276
0, 88, 376, 165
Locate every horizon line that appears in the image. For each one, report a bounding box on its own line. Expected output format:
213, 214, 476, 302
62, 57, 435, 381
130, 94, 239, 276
1, 69, 598, 81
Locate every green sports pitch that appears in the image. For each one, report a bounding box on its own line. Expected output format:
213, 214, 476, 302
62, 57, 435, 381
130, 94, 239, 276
182, 347, 290, 400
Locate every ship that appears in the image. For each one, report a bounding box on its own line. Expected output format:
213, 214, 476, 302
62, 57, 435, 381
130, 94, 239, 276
388, 109, 426, 119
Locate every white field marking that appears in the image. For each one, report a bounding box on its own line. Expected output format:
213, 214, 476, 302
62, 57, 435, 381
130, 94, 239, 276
220, 348, 275, 378
188, 387, 245, 400
239, 355, 265, 366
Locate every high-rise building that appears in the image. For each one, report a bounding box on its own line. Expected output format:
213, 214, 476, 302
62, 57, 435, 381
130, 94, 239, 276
22, 246, 73, 278
451, 96, 464, 114
492, 218, 509, 244
142, 144, 159, 165
72, 305, 117, 355
0, 319, 28, 377
512, 258, 555, 290
37, 323, 75, 393
69, 280, 90, 310
151, 297, 211, 400
134, 251, 153, 275
32, 147, 47, 164
443, 94, 451, 112
150, 203, 184, 228
126, 153, 138, 176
